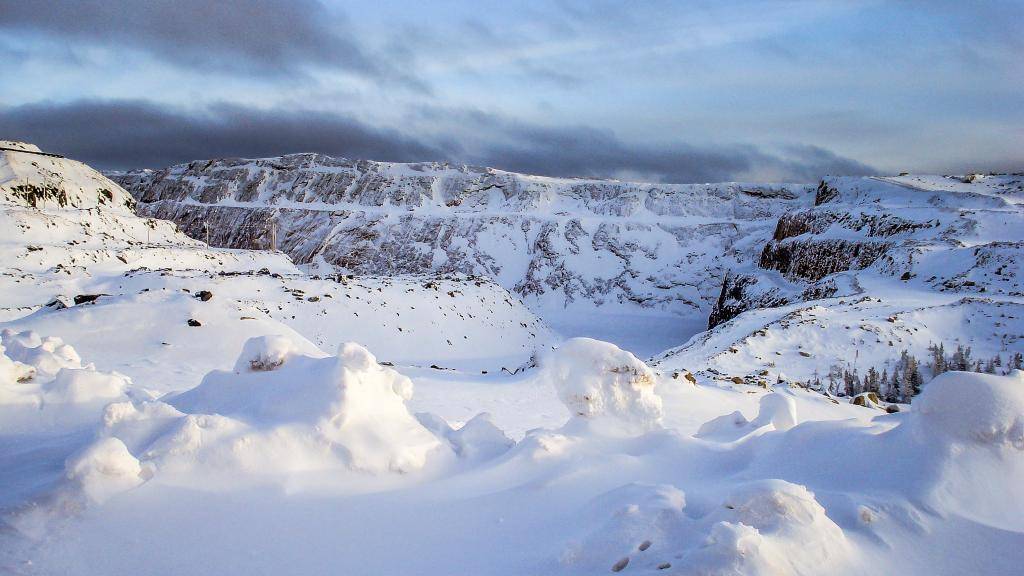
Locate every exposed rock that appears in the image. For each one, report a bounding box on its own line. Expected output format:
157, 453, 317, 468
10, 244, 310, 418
851, 392, 881, 408
73, 294, 107, 305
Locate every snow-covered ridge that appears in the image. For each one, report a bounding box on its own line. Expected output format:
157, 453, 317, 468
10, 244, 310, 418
1, 140, 135, 212
658, 172, 1024, 390
110, 153, 813, 316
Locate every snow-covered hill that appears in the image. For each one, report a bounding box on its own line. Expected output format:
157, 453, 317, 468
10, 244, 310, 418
0, 143, 554, 376
656, 173, 1024, 390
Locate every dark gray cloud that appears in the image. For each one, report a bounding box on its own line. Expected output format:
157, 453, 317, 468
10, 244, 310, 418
0, 100, 452, 170
0, 99, 874, 182
436, 109, 875, 183
0, 0, 413, 83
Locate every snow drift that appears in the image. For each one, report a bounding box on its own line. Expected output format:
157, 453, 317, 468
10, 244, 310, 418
541, 337, 663, 434
0, 329, 129, 407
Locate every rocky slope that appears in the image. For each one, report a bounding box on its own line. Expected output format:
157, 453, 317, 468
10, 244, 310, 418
706, 174, 1024, 328
111, 154, 812, 318
656, 173, 1024, 387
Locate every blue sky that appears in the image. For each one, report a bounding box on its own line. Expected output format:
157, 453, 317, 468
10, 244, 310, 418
0, 0, 1020, 181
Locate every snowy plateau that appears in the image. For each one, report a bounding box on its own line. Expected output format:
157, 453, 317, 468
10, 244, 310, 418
2, 141, 1024, 575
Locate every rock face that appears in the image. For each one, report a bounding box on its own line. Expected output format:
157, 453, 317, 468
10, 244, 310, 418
111, 154, 812, 315
706, 174, 1024, 327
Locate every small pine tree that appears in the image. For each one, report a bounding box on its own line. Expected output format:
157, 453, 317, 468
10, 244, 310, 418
888, 369, 901, 403
865, 366, 880, 394
898, 352, 922, 402
928, 342, 946, 376
908, 361, 923, 398
843, 369, 856, 397
828, 365, 843, 396
984, 358, 996, 374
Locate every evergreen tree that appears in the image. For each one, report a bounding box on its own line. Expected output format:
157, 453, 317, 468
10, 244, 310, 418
828, 365, 842, 396
888, 369, 901, 403
928, 342, 946, 375
984, 358, 996, 374
865, 366, 880, 394
908, 360, 923, 398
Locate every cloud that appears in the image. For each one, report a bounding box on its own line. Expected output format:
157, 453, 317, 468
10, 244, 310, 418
0, 100, 451, 170
0, 98, 875, 182
428, 108, 875, 183
0, 0, 418, 85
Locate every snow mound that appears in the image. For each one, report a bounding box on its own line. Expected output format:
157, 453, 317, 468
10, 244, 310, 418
45, 368, 129, 404
751, 392, 799, 432
563, 482, 687, 572
688, 480, 848, 575
541, 338, 663, 433
697, 392, 798, 441
0, 329, 128, 406
416, 412, 514, 460
915, 370, 1024, 448
165, 339, 441, 473
1, 329, 81, 381
697, 410, 752, 440
64, 437, 145, 504
233, 335, 298, 372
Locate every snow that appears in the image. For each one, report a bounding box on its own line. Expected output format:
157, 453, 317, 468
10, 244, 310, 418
64, 437, 145, 504
541, 337, 663, 434
1, 145, 1023, 575
164, 339, 443, 474
915, 369, 1024, 447
232, 334, 298, 372
0, 329, 129, 407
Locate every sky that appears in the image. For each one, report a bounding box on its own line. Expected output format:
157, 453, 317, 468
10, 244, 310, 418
0, 0, 1021, 183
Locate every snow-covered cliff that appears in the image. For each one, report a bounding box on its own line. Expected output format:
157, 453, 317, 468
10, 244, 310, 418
111, 153, 813, 317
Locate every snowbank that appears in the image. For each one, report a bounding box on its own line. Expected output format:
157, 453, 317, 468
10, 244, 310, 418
157, 337, 442, 473
563, 482, 687, 572
416, 411, 514, 460
751, 392, 799, 432
540, 338, 663, 433
681, 480, 848, 575
915, 370, 1024, 448
0, 329, 128, 406
697, 392, 799, 440
64, 437, 145, 504
233, 335, 298, 372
